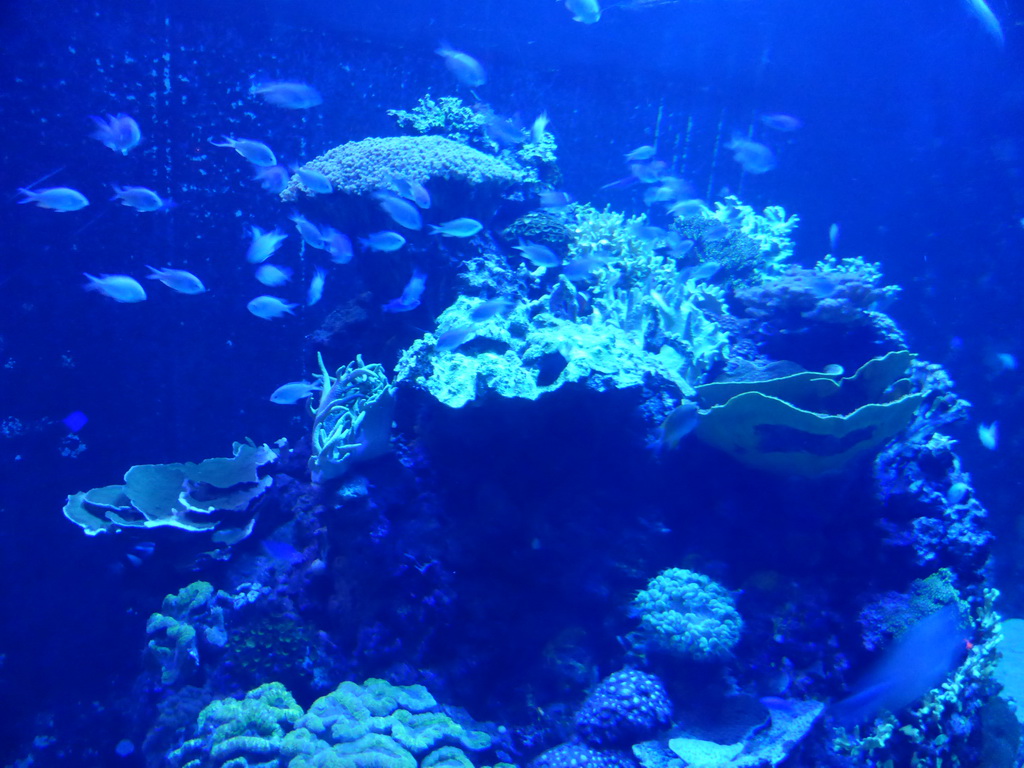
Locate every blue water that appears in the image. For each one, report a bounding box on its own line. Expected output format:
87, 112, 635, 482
2, 0, 1023, 766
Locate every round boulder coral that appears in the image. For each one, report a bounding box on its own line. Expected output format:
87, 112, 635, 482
632, 568, 742, 660
574, 669, 672, 748
531, 742, 638, 768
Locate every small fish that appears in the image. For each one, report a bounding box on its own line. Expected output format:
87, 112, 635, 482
83, 273, 147, 303
247, 226, 288, 264
978, 422, 998, 450
359, 231, 407, 252
247, 295, 298, 319
701, 223, 731, 242
62, 411, 89, 432
566, 0, 601, 24
679, 261, 721, 283
539, 190, 573, 209
250, 81, 323, 109
255, 264, 293, 287
435, 42, 486, 87
290, 213, 325, 249
624, 145, 656, 162
658, 401, 701, 451
630, 160, 668, 184
829, 223, 840, 252
17, 186, 89, 212
470, 297, 515, 322
254, 165, 290, 194
307, 267, 326, 306
111, 185, 173, 212
389, 176, 431, 209
146, 266, 206, 294
295, 166, 333, 195
382, 269, 427, 313
320, 227, 353, 263
209, 136, 277, 167
994, 352, 1017, 371
430, 218, 483, 238
759, 113, 803, 132
514, 239, 560, 267
532, 112, 550, 144
374, 191, 423, 230
481, 109, 526, 146
563, 254, 607, 282
436, 324, 477, 351
89, 113, 141, 154
727, 135, 776, 174
964, 0, 1004, 46
270, 380, 322, 404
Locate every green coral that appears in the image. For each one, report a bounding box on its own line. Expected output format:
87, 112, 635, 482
171, 679, 495, 768
309, 354, 396, 483
632, 568, 742, 660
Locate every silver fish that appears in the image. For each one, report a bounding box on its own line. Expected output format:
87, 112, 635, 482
250, 81, 323, 109
247, 295, 298, 319
146, 266, 206, 294
83, 273, 146, 303
18, 186, 89, 212
89, 113, 141, 154
209, 136, 277, 167
435, 42, 486, 87
430, 218, 483, 238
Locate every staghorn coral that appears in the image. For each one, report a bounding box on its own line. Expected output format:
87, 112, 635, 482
281, 135, 524, 202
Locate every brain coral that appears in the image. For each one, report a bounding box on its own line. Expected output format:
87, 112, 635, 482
632, 568, 742, 660
281, 135, 524, 201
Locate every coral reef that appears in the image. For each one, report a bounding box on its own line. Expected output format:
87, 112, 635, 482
693, 350, 925, 475
169, 678, 496, 768
309, 353, 396, 483
62, 440, 277, 542
281, 135, 524, 202
574, 670, 671, 748
631, 568, 742, 661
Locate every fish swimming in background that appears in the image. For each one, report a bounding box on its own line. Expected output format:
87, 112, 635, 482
254, 165, 290, 194
514, 239, 560, 267
208, 136, 277, 167
470, 297, 515, 322
389, 176, 432, 209
382, 269, 427, 313
656, 401, 701, 451
727, 135, 777, 174
62, 411, 89, 432
430, 218, 483, 238
435, 42, 486, 87
374, 191, 423, 230
111, 185, 174, 212
978, 421, 999, 450
532, 112, 550, 144
964, 0, 1004, 47
17, 186, 89, 212
247, 295, 298, 319
89, 113, 141, 154
83, 273, 147, 303
250, 81, 323, 109
255, 264, 293, 287
246, 226, 288, 264
295, 166, 333, 195
759, 113, 803, 132
831, 604, 966, 725
359, 231, 407, 252
146, 266, 206, 294
270, 380, 322, 404
307, 267, 326, 306
320, 227, 354, 263
290, 213, 325, 249
624, 145, 656, 161
436, 324, 478, 351
565, 0, 601, 24
539, 190, 573, 209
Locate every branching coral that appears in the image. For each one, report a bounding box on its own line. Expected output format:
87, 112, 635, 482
309, 353, 396, 483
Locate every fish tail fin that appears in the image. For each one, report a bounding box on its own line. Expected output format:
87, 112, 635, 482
16, 188, 36, 203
